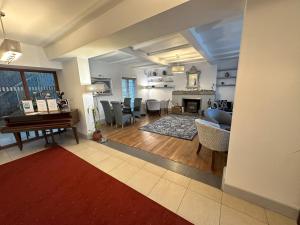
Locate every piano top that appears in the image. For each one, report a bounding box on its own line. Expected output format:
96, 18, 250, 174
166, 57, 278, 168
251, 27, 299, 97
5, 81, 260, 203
2, 110, 75, 119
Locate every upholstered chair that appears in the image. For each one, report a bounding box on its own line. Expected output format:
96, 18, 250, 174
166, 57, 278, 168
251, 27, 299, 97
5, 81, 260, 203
111, 101, 132, 128
195, 119, 230, 170
132, 98, 142, 118
146, 100, 161, 116
100, 100, 115, 127
123, 97, 132, 114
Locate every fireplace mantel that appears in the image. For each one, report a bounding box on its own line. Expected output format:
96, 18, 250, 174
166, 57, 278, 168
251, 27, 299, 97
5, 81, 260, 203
172, 90, 215, 95
172, 90, 215, 112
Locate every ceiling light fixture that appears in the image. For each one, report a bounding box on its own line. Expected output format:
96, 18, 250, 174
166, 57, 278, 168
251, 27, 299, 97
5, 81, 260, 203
171, 65, 185, 73
0, 11, 22, 64
171, 54, 185, 73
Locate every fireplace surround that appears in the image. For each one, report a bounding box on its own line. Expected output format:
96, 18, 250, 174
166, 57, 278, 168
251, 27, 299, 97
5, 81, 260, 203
182, 99, 201, 113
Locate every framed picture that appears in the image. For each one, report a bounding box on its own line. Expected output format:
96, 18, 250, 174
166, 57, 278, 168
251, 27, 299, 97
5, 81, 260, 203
91, 77, 112, 96
36, 100, 48, 112
186, 66, 201, 90
22, 100, 34, 113
47, 99, 58, 111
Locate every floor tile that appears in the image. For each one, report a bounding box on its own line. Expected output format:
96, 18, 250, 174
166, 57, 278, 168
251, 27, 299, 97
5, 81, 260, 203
266, 210, 297, 225
162, 170, 191, 187
220, 205, 267, 225
126, 155, 147, 168
0, 150, 11, 165
222, 192, 267, 223
108, 162, 140, 183
178, 190, 221, 225
189, 179, 222, 203
148, 178, 186, 213
142, 162, 167, 177
126, 169, 160, 195
80, 150, 110, 165
94, 156, 124, 173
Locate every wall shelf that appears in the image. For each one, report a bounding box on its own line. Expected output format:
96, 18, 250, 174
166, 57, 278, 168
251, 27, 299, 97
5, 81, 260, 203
216, 84, 236, 87
217, 76, 237, 80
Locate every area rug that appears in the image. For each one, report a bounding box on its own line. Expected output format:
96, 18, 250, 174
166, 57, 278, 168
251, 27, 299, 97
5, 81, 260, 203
0, 146, 192, 225
140, 115, 198, 140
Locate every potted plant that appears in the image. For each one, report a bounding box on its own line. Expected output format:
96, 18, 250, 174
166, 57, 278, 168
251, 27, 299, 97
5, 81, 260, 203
88, 107, 102, 142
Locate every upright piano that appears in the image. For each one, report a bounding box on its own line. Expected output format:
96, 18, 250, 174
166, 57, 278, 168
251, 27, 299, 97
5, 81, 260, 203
1, 109, 80, 150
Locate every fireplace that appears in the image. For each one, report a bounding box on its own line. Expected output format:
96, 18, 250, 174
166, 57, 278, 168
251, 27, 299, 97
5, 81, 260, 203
182, 99, 201, 113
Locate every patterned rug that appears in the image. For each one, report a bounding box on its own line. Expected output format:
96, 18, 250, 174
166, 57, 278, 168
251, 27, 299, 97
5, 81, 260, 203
140, 114, 198, 140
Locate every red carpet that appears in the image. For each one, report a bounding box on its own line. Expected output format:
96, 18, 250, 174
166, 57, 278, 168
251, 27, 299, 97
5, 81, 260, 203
0, 146, 192, 225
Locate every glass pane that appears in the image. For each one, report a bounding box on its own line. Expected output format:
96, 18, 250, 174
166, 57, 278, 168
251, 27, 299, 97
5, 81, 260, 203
0, 70, 25, 147
24, 72, 57, 99
122, 78, 136, 107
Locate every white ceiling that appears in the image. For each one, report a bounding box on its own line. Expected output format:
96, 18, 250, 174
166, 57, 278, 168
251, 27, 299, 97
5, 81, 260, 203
89, 50, 154, 68
0, 0, 122, 46
90, 16, 242, 68
192, 15, 243, 61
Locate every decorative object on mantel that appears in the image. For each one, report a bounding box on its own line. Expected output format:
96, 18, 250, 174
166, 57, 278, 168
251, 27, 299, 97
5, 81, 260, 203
172, 90, 215, 95
186, 66, 201, 90
224, 72, 230, 78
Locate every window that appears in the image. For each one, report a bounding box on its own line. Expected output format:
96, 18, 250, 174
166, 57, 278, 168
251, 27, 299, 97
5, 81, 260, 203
122, 77, 136, 107
0, 68, 59, 148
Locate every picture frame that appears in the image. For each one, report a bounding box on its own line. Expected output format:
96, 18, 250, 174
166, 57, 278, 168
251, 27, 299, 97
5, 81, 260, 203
22, 100, 34, 113
36, 100, 48, 112
47, 99, 58, 111
186, 66, 201, 90
91, 77, 113, 96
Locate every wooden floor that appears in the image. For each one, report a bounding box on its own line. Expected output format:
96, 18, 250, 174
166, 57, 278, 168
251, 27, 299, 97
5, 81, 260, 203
101, 115, 227, 176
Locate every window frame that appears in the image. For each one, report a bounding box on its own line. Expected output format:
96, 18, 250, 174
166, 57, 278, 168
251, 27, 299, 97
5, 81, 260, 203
0, 67, 60, 150
0, 67, 59, 101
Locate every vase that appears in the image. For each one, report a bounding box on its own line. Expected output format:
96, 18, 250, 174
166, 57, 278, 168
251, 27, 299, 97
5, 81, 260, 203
92, 130, 102, 142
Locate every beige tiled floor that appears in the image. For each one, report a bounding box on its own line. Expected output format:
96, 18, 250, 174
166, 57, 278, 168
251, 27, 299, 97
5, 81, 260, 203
0, 135, 297, 225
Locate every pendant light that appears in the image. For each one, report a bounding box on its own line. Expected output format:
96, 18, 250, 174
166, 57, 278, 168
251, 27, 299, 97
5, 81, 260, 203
0, 11, 22, 64
171, 54, 185, 73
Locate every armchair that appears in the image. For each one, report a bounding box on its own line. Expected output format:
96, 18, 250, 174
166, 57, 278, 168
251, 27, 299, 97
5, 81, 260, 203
195, 119, 230, 170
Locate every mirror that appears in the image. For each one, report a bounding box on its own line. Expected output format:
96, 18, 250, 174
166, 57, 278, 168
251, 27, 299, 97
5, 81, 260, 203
186, 66, 201, 89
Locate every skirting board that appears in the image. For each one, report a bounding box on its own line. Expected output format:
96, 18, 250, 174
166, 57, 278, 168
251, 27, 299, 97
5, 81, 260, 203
222, 183, 299, 220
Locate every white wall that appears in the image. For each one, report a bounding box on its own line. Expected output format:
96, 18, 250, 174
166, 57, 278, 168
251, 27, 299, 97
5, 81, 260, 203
57, 58, 94, 136
225, 0, 300, 217
134, 61, 217, 101
215, 58, 239, 102
89, 60, 135, 119
0, 41, 62, 70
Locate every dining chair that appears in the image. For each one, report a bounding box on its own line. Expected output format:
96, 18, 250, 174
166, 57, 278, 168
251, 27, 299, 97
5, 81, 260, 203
100, 100, 115, 126
123, 97, 131, 114
132, 98, 142, 119
111, 101, 132, 128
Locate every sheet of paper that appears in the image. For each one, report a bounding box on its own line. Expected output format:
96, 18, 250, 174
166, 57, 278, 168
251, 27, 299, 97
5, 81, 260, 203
36, 100, 48, 112
47, 99, 58, 111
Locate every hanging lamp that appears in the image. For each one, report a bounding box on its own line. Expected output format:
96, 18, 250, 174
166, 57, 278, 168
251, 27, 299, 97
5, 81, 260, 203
0, 11, 22, 64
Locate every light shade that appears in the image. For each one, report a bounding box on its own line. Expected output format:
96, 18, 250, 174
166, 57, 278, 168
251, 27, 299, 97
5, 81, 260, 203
84, 84, 105, 93
0, 39, 22, 63
171, 65, 185, 73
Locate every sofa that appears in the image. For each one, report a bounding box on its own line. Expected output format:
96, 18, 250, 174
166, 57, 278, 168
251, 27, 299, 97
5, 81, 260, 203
204, 108, 232, 130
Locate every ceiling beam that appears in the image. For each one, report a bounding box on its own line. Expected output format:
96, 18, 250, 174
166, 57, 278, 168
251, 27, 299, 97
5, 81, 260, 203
121, 47, 168, 66
146, 44, 191, 56
180, 29, 214, 63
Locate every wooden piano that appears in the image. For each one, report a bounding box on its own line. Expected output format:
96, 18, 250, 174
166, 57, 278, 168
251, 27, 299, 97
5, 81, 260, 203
1, 109, 80, 150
